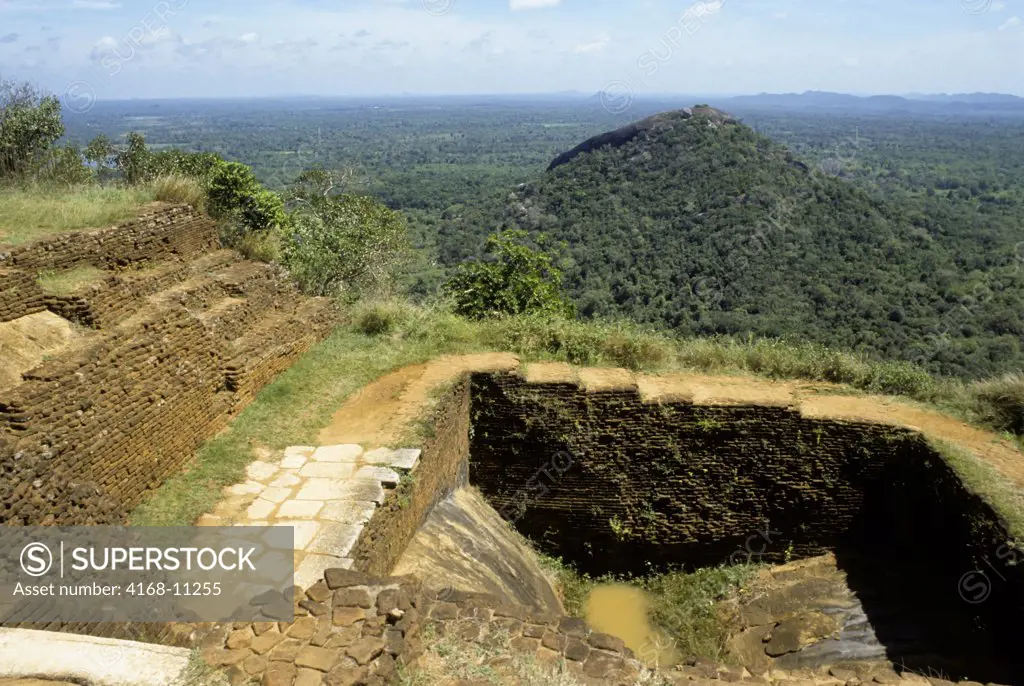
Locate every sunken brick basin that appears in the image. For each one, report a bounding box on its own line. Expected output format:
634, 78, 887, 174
467, 366, 1024, 684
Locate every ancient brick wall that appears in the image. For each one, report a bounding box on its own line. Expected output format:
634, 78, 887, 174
0, 269, 47, 323
1, 204, 218, 272
0, 305, 229, 522
349, 379, 472, 577
0, 207, 338, 525
469, 372, 914, 570
467, 370, 1024, 684
197, 566, 646, 686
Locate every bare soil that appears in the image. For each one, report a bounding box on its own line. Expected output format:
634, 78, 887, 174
317, 352, 517, 448
0, 311, 79, 394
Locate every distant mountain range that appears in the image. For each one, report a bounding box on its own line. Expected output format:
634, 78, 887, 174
714, 90, 1024, 112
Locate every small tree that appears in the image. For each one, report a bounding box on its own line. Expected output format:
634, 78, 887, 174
84, 134, 116, 179
43, 142, 92, 185
443, 230, 575, 319
0, 79, 65, 179
116, 132, 151, 185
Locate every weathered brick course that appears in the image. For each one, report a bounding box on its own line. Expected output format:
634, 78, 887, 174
0, 205, 338, 526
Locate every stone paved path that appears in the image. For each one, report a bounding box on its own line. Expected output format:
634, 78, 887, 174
198, 444, 420, 589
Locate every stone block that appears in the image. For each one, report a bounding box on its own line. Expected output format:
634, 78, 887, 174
333, 605, 367, 627
251, 631, 286, 655
334, 587, 374, 608
277, 500, 324, 519
262, 661, 296, 686
294, 667, 325, 686
319, 500, 377, 525
286, 616, 319, 640
583, 650, 624, 678
347, 636, 386, 666
300, 462, 357, 479
307, 523, 363, 558
354, 465, 401, 486
296, 553, 351, 590
296, 645, 338, 672
362, 447, 421, 470
247, 461, 280, 483
312, 444, 363, 463
324, 568, 373, 589
275, 520, 321, 550
269, 472, 302, 489
295, 479, 385, 504
246, 498, 277, 520
260, 486, 292, 504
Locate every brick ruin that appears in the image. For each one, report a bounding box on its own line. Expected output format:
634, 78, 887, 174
464, 370, 1024, 684
191, 363, 1024, 685
2, 205, 1023, 684
0, 204, 338, 525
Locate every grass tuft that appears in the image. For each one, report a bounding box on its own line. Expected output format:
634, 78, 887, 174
232, 230, 281, 263
968, 373, 1024, 435
152, 174, 207, 213
930, 439, 1024, 541
173, 650, 230, 686
641, 564, 757, 663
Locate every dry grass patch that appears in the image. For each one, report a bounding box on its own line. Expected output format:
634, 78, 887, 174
36, 265, 107, 295
398, 625, 669, 686
0, 183, 156, 246
152, 174, 207, 213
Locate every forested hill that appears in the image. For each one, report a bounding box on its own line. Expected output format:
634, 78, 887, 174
436, 107, 1024, 378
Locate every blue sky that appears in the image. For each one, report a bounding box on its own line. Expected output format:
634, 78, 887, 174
0, 0, 1021, 100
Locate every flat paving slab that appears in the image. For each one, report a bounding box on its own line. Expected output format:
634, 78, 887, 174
200, 442, 420, 590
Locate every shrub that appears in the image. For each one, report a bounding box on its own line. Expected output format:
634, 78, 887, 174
643, 564, 755, 662
150, 149, 223, 186
443, 230, 575, 320
282, 193, 409, 297
40, 143, 92, 186
233, 231, 281, 263
208, 161, 286, 234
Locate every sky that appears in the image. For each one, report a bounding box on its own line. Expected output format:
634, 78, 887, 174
0, 0, 1022, 102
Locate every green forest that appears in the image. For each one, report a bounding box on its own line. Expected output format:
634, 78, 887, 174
58, 96, 1024, 379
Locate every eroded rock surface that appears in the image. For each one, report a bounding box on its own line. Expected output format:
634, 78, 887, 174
393, 487, 563, 615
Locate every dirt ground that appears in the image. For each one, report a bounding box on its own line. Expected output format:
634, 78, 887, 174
317, 352, 517, 448
319, 355, 1024, 492
0, 311, 79, 394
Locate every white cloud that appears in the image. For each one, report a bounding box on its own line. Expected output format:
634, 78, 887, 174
999, 15, 1021, 30
510, 0, 560, 10
573, 32, 610, 53
70, 0, 120, 8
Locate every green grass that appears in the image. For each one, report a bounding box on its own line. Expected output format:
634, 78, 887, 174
36, 265, 107, 295
641, 565, 757, 663
0, 183, 157, 246
931, 439, 1024, 542
536, 551, 755, 664
536, 553, 607, 617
